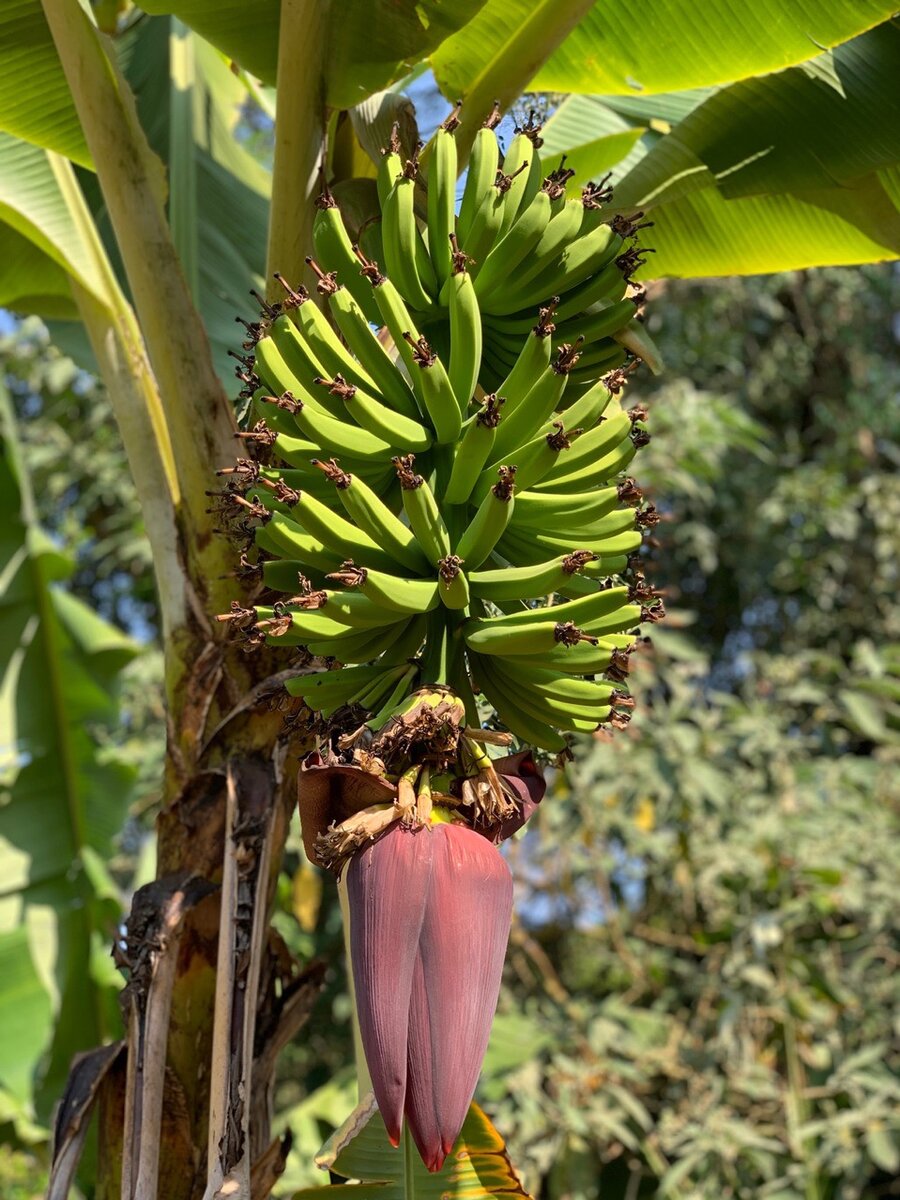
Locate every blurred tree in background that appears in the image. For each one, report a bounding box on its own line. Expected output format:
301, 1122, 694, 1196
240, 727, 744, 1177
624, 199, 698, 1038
3, 260, 897, 1198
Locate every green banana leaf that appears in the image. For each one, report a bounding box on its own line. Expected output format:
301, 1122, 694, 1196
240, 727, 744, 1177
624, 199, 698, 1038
536, 23, 900, 276
0, 0, 91, 166
109, 17, 270, 384
431, 0, 897, 98
0, 134, 110, 305
0, 928, 53, 1109
292, 1095, 531, 1200
0, 384, 137, 1121
137, 0, 490, 107
0, 18, 271, 388
538, 97, 646, 185
0, 223, 79, 320
613, 22, 900, 207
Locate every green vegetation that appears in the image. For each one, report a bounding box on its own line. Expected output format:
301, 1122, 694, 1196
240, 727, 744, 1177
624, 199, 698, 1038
1, 2, 898, 1196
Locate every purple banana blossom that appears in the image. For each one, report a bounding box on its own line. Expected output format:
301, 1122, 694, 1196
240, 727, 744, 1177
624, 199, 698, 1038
347, 820, 513, 1172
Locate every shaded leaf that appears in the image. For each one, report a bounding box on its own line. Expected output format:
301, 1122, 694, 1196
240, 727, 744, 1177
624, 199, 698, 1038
0, 223, 78, 318
0, 386, 136, 1116
483, 1013, 552, 1077
0, 929, 54, 1104
866, 1126, 900, 1175
138, 0, 489, 108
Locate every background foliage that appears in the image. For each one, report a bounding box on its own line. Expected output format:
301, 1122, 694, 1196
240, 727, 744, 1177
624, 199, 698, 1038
0, 2, 898, 1198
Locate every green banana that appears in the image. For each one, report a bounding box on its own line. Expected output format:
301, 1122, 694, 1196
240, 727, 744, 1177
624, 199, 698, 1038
405, 334, 463, 445
377, 123, 403, 209
445, 252, 482, 415
437, 555, 471, 610
269, 497, 403, 574
468, 551, 596, 601
550, 261, 629, 325
315, 459, 430, 574
494, 130, 536, 242
467, 584, 633, 631
271, 431, 392, 485
313, 373, 433, 452
275, 276, 381, 399
479, 197, 583, 311
473, 421, 576, 500
471, 656, 568, 752
461, 173, 505, 274
492, 658, 617, 704
443, 394, 504, 506
426, 107, 459, 287
457, 108, 501, 244
355, 249, 425, 384
531, 436, 638, 493
365, 664, 421, 729
376, 613, 429, 665
261, 558, 328, 593
328, 562, 441, 615
508, 635, 632, 675
254, 515, 344, 573
265, 306, 329, 393
489, 345, 577, 460
253, 338, 339, 416
473, 187, 551, 299
319, 590, 414, 630
554, 375, 614, 424
311, 194, 381, 325
326, 284, 420, 421
499, 523, 643, 564
499, 688, 609, 734
454, 467, 516, 571
394, 454, 452, 566
509, 484, 620, 529
255, 602, 403, 644
492, 318, 554, 421
286, 662, 384, 709
464, 616, 597, 657
538, 410, 633, 479
553, 298, 639, 348
488, 225, 624, 317
263, 394, 395, 464
304, 615, 419, 665
382, 158, 436, 309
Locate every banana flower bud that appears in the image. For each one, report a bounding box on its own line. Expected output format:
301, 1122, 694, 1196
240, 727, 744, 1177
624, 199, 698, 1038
347, 819, 513, 1172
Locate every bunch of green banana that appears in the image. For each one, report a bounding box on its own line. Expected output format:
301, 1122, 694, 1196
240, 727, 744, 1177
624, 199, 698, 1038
306, 107, 659, 400
214, 102, 664, 752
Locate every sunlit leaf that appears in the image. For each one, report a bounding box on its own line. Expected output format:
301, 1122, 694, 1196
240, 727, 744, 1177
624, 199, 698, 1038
613, 23, 900, 213
432, 0, 897, 99
540, 27, 900, 275
0, 0, 90, 166
0, 135, 108, 303
292, 1095, 531, 1199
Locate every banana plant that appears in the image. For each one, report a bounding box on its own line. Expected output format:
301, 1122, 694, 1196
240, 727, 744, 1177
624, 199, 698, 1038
0, 2, 897, 1198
